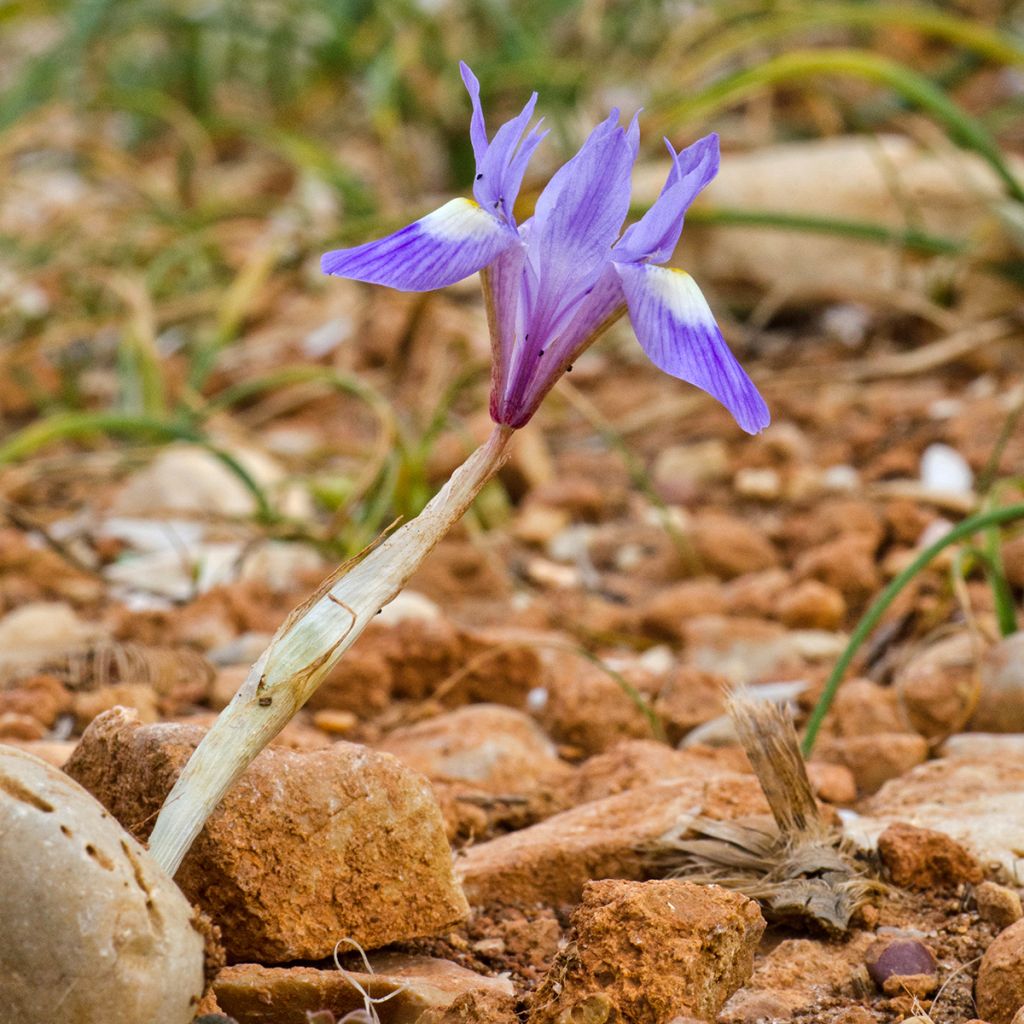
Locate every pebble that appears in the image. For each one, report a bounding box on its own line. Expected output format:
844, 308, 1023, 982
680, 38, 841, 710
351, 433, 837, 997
690, 512, 780, 579
65, 708, 468, 962
976, 881, 1024, 929
817, 732, 928, 794
111, 442, 311, 519
376, 703, 571, 795
895, 632, 979, 738
976, 918, 1024, 1024
865, 937, 938, 997
877, 821, 983, 891
920, 442, 974, 494
527, 880, 765, 1024
0, 745, 206, 1023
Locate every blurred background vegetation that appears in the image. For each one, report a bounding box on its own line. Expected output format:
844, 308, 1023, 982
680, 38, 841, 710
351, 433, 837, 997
1, 0, 1022, 552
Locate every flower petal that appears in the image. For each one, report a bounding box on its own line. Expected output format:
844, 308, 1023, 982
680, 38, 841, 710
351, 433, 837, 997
460, 63, 544, 227
321, 198, 517, 292
615, 133, 719, 265
459, 62, 488, 166
523, 110, 639, 346
498, 263, 627, 427
617, 262, 769, 434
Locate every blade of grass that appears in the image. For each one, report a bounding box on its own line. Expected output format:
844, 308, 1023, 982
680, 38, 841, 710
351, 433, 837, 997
802, 502, 1024, 755
661, 48, 1024, 205
0, 412, 276, 522
680, 3, 1024, 88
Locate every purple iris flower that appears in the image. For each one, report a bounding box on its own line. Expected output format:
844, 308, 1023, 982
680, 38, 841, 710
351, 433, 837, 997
321, 63, 769, 434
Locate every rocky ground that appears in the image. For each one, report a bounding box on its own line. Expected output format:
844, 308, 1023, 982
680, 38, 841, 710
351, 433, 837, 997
3, 97, 1024, 1024
3, 307, 1024, 1023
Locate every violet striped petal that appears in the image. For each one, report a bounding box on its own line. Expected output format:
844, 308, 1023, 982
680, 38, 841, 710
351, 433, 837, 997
522, 110, 639, 349
615, 133, 720, 265
616, 262, 769, 434
321, 198, 517, 292
500, 263, 627, 427
460, 62, 544, 227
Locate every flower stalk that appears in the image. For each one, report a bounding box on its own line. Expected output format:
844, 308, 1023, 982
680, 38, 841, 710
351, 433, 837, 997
147, 424, 513, 876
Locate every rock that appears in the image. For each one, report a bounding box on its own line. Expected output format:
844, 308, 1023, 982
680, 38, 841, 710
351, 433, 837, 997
457, 773, 768, 907
213, 956, 516, 1024
977, 918, 1024, 1024
690, 513, 779, 580
0, 600, 105, 655
674, 135, 1021, 313
733, 466, 782, 501
0, 673, 71, 726
830, 678, 904, 737
895, 632, 980, 739
65, 709, 468, 961
72, 682, 160, 730
111, 442, 310, 519
652, 440, 730, 503
852, 756, 1024, 883
639, 580, 728, 641
534, 649, 660, 754
377, 704, 572, 833
305, 646, 393, 716
877, 822, 983, 891
0, 712, 46, 739
777, 580, 847, 631
377, 704, 567, 792
681, 615, 805, 684
795, 534, 881, 606
816, 732, 928, 794
975, 634, 1024, 732
865, 937, 938, 997
653, 666, 729, 743
977, 882, 1024, 929
806, 761, 857, 805
1, 737, 77, 766
568, 740, 750, 806
719, 934, 877, 1023
921, 443, 973, 495
379, 619, 540, 707
722, 569, 790, 619
375, 588, 442, 627
941, 734, 1024, 760
0, 745, 206, 1023
527, 880, 764, 1024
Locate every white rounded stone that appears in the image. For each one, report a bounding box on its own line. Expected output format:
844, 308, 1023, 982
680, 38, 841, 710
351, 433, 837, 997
0, 745, 206, 1023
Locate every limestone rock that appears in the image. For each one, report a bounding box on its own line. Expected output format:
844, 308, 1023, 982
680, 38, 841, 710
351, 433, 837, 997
527, 879, 764, 1024
852, 756, 1024, 883
0, 744, 205, 1023
65, 709, 468, 962
214, 956, 516, 1024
